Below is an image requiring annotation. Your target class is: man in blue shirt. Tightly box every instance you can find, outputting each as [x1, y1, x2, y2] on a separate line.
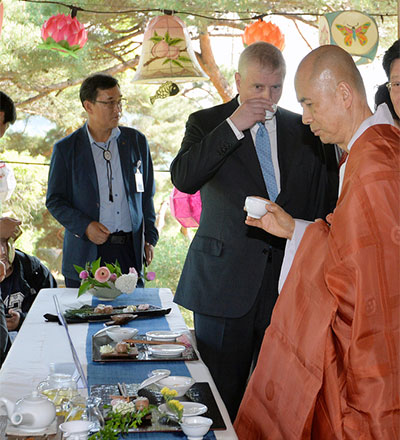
[46, 74, 158, 287]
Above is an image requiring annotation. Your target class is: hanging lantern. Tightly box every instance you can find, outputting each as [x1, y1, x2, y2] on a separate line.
[133, 13, 208, 84]
[319, 11, 379, 65]
[39, 9, 88, 58]
[170, 188, 202, 228]
[242, 19, 285, 51]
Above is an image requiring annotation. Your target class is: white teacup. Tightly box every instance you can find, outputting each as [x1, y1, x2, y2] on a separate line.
[59, 420, 94, 440]
[245, 196, 269, 219]
[265, 103, 277, 120]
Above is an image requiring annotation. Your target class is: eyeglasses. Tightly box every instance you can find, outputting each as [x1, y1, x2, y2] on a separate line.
[386, 81, 400, 92]
[93, 98, 126, 108]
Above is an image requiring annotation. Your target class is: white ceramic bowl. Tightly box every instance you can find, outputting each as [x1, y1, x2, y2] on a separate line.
[245, 196, 269, 219]
[180, 416, 213, 438]
[155, 375, 195, 397]
[106, 327, 138, 342]
[59, 420, 94, 439]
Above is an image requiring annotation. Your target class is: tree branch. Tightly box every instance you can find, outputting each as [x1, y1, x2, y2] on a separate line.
[16, 57, 139, 107]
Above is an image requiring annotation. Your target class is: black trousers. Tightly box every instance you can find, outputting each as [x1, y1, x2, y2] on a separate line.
[194, 248, 283, 423]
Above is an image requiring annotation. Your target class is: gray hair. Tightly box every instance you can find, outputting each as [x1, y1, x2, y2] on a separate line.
[238, 41, 286, 78]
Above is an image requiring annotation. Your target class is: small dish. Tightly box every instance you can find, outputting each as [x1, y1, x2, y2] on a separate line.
[155, 376, 195, 397]
[158, 402, 207, 417]
[180, 416, 213, 439]
[148, 344, 185, 358]
[145, 330, 182, 342]
[106, 327, 138, 343]
[59, 420, 95, 439]
[148, 369, 171, 378]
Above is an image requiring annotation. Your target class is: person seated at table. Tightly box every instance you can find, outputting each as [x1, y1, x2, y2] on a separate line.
[375, 39, 400, 126]
[0, 235, 57, 335]
[234, 45, 399, 439]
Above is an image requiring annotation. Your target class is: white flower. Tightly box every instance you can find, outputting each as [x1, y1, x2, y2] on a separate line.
[122, 305, 137, 313]
[111, 400, 136, 415]
[100, 344, 114, 354]
[115, 273, 138, 294]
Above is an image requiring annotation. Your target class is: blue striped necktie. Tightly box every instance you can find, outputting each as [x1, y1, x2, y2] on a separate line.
[255, 122, 279, 202]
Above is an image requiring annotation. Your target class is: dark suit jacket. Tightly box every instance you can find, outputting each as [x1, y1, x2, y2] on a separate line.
[170, 97, 338, 318]
[46, 125, 158, 281]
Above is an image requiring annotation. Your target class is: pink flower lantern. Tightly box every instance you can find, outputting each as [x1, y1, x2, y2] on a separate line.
[170, 187, 202, 228]
[39, 11, 87, 58]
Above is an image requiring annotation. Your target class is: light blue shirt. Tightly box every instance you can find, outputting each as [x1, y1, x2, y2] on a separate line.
[86, 124, 132, 233]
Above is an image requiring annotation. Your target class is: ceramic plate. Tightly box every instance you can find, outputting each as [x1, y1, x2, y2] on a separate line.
[145, 330, 182, 342]
[158, 402, 208, 417]
[148, 344, 185, 358]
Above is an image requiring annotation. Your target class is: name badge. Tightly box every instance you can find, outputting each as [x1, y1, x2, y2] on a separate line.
[135, 160, 144, 192]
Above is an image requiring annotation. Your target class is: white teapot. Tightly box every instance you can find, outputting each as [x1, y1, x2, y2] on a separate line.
[0, 391, 56, 432]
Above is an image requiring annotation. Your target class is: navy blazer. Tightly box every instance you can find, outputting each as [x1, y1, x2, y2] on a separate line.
[46, 125, 158, 280]
[170, 97, 338, 318]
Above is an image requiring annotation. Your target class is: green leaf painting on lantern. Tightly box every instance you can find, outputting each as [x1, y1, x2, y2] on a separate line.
[146, 30, 190, 67]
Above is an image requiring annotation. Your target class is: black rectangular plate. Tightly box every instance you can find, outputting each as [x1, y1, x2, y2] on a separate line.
[92, 333, 198, 362]
[90, 382, 226, 432]
[64, 304, 171, 322]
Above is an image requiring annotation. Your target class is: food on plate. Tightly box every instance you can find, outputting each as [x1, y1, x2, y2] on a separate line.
[109, 314, 136, 325]
[94, 304, 114, 314]
[100, 344, 114, 355]
[122, 305, 137, 313]
[137, 304, 149, 311]
[134, 397, 149, 411]
[94, 304, 106, 314]
[103, 305, 113, 314]
[99, 342, 138, 358]
[115, 342, 129, 353]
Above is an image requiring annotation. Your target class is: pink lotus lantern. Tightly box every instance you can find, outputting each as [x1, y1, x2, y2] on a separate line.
[39, 11, 87, 58]
[170, 187, 202, 228]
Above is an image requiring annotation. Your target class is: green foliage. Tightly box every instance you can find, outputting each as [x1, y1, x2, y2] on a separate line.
[144, 233, 190, 294]
[89, 405, 153, 440]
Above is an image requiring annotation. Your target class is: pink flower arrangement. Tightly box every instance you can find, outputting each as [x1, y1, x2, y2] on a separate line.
[94, 267, 111, 283]
[39, 13, 88, 58]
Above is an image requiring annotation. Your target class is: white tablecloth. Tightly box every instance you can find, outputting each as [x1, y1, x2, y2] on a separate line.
[0, 288, 237, 439]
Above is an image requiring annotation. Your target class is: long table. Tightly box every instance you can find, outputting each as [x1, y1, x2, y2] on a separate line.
[0, 287, 237, 439]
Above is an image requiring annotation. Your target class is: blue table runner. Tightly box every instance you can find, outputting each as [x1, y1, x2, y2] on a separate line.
[85, 288, 216, 439]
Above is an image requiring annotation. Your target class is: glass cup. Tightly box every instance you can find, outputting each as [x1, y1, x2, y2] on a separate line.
[65, 396, 104, 430]
[37, 373, 78, 416]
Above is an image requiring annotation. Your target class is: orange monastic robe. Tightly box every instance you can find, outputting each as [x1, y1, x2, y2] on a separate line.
[234, 122, 400, 439]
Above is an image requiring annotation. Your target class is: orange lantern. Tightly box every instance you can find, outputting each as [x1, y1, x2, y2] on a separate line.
[242, 19, 285, 51]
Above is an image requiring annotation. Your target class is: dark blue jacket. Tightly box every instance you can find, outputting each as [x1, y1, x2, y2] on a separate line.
[46, 125, 158, 281]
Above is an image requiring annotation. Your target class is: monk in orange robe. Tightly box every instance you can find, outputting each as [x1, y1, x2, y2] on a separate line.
[234, 45, 400, 439]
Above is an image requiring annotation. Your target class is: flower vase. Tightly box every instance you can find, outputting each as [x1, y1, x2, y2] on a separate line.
[88, 282, 122, 301]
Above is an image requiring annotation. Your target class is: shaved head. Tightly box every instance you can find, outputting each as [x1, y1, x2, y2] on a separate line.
[296, 45, 366, 99]
[294, 45, 371, 150]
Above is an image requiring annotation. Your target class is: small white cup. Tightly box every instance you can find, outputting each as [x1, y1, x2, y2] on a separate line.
[59, 420, 94, 440]
[245, 196, 269, 219]
[265, 103, 277, 120]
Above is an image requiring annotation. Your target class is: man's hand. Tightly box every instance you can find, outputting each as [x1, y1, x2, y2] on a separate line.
[6, 309, 20, 331]
[144, 242, 154, 266]
[0, 217, 21, 240]
[85, 221, 110, 245]
[245, 200, 295, 240]
[230, 98, 276, 131]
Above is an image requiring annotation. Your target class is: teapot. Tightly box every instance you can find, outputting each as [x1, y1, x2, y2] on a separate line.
[0, 391, 56, 432]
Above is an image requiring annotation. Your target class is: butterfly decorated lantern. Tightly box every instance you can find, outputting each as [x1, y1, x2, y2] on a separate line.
[319, 10, 379, 65]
